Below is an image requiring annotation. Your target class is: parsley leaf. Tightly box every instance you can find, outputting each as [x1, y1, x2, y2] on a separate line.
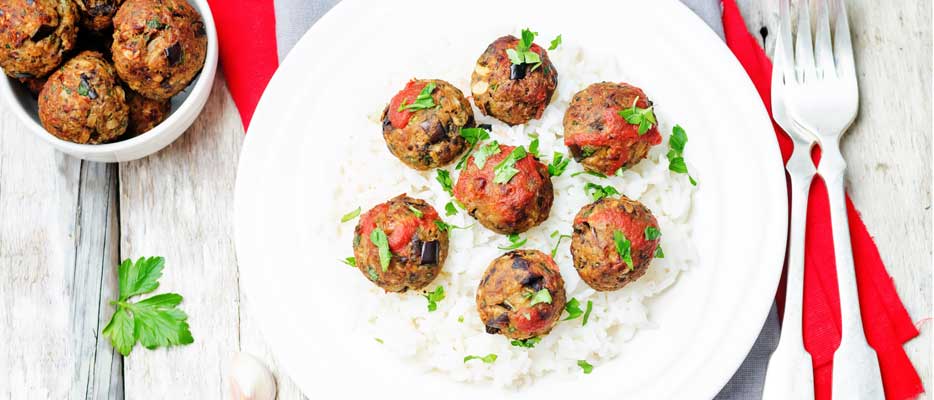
[667, 125, 696, 185]
[529, 289, 553, 306]
[549, 34, 562, 50]
[618, 97, 657, 135]
[582, 300, 593, 325]
[497, 233, 527, 250]
[341, 207, 361, 222]
[563, 297, 583, 320]
[102, 257, 193, 356]
[370, 228, 392, 271]
[435, 170, 454, 195]
[493, 146, 528, 184]
[578, 360, 594, 374]
[528, 138, 540, 157]
[550, 230, 571, 257]
[584, 183, 620, 201]
[424, 286, 445, 312]
[435, 220, 471, 232]
[613, 230, 634, 271]
[407, 205, 423, 218]
[341, 257, 356, 267]
[570, 170, 607, 178]
[654, 245, 665, 259]
[464, 354, 498, 364]
[444, 201, 458, 216]
[548, 152, 570, 177]
[644, 226, 661, 240]
[77, 78, 91, 97]
[474, 141, 501, 169]
[506, 28, 543, 71]
[398, 82, 436, 111]
[146, 18, 166, 30]
[375, 338, 384, 344]
[510, 337, 541, 348]
[456, 127, 491, 170]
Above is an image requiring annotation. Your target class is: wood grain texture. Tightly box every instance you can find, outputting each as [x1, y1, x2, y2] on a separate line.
[118, 74, 243, 400]
[736, 0, 933, 395]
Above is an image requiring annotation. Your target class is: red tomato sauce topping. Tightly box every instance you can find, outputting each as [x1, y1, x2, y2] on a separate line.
[515, 306, 551, 333]
[564, 106, 662, 173]
[576, 206, 653, 251]
[453, 145, 543, 224]
[359, 200, 440, 254]
[387, 80, 428, 129]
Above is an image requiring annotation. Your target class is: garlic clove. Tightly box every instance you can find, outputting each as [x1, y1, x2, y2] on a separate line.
[229, 352, 277, 400]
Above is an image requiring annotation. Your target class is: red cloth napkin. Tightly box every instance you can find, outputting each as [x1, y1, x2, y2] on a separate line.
[722, 1, 923, 399]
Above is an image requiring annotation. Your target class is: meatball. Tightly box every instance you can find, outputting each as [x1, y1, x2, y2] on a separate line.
[453, 143, 553, 234]
[381, 79, 473, 170]
[476, 250, 566, 340]
[353, 194, 448, 293]
[570, 196, 661, 291]
[38, 51, 128, 144]
[112, 0, 207, 100]
[563, 82, 662, 175]
[75, 0, 121, 30]
[0, 0, 78, 79]
[470, 35, 557, 126]
[126, 88, 170, 134]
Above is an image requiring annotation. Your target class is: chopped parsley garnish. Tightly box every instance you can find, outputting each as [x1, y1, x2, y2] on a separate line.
[444, 201, 458, 216]
[77, 78, 91, 97]
[584, 183, 620, 201]
[146, 18, 166, 30]
[341, 257, 356, 267]
[370, 228, 392, 272]
[424, 286, 445, 312]
[374, 338, 384, 344]
[667, 125, 696, 185]
[550, 230, 571, 257]
[458, 315, 464, 323]
[618, 97, 657, 135]
[582, 300, 593, 325]
[456, 127, 491, 170]
[549, 34, 562, 50]
[528, 138, 540, 157]
[434, 220, 471, 232]
[367, 268, 379, 281]
[615, 167, 627, 177]
[654, 246, 665, 259]
[510, 337, 542, 348]
[578, 360, 594, 374]
[435, 170, 454, 195]
[548, 152, 570, 177]
[398, 82, 436, 111]
[464, 354, 498, 364]
[570, 170, 607, 178]
[529, 289, 553, 306]
[563, 298, 583, 320]
[644, 226, 660, 240]
[506, 28, 542, 71]
[613, 230, 634, 270]
[497, 233, 527, 250]
[407, 205, 423, 218]
[101, 257, 193, 356]
[493, 146, 528, 184]
[340, 207, 361, 222]
[474, 140, 501, 169]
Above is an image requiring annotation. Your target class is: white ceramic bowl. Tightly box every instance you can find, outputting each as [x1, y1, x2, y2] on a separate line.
[0, 0, 218, 162]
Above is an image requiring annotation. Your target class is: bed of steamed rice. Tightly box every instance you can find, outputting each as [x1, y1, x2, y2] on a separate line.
[331, 41, 698, 388]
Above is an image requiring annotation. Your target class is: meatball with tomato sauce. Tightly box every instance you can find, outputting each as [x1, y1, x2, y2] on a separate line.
[470, 34, 557, 126]
[476, 250, 566, 340]
[381, 79, 474, 170]
[563, 82, 662, 175]
[453, 143, 553, 234]
[353, 195, 448, 293]
[570, 196, 661, 291]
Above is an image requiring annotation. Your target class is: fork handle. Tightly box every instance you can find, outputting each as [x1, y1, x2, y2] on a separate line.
[818, 145, 885, 399]
[762, 143, 815, 400]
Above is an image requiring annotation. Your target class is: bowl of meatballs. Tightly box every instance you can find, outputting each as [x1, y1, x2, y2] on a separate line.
[0, 0, 217, 162]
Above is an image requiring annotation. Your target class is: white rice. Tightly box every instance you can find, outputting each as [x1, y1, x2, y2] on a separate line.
[332, 41, 698, 388]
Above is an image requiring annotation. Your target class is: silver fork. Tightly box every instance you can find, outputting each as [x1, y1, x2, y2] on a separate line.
[778, 0, 885, 398]
[761, 1, 817, 398]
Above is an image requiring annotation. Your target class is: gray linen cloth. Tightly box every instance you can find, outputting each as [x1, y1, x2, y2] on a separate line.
[270, 1, 779, 398]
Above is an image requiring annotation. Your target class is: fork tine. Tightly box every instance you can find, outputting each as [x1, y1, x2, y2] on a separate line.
[794, 0, 817, 82]
[777, 0, 796, 83]
[832, 0, 856, 80]
[814, 0, 835, 78]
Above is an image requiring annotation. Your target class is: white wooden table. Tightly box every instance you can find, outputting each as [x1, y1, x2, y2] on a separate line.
[0, 2, 929, 399]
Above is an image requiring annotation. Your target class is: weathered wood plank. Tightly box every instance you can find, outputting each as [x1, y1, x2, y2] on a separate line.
[737, 0, 933, 394]
[118, 73, 243, 399]
[0, 105, 82, 398]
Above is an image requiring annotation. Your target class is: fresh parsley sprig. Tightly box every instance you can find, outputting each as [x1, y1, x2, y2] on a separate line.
[528, 289, 553, 306]
[444, 201, 458, 216]
[563, 298, 594, 326]
[570, 170, 607, 178]
[511, 337, 542, 348]
[578, 360, 594, 374]
[370, 228, 392, 271]
[436, 170, 454, 195]
[548, 34, 562, 50]
[407, 205, 423, 218]
[548, 152, 570, 177]
[435, 220, 472, 232]
[424, 286, 445, 312]
[474, 141, 501, 169]
[667, 125, 696, 185]
[101, 257, 194, 356]
[340, 207, 361, 222]
[493, 146, 528, 184]
[528, 138, 540, 157]
[497, 233, 527, 250]
[644, 226, 661, 240]
[584, 183, 620, 201]
[550, 230, 571, 257]
[341, 257, 356, 267]
[398, 82, 436, 111]
[613, 230, 634, 271]
[506, 28, 542, 71]
[618, 96, 657, 135]
[456, 127, 491, 170]
[464, 354, 498, 364]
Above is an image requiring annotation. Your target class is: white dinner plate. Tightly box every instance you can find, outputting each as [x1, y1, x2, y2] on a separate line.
[234, 0, 787, 398]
